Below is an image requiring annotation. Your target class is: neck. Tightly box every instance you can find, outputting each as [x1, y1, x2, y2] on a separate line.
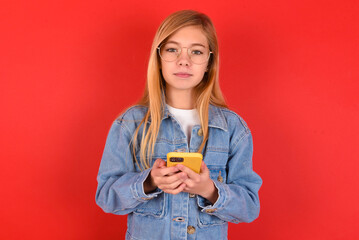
[166, 89, 195, 109]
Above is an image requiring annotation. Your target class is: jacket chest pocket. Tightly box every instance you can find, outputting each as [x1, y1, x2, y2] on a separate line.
[203, 150, 228, 183]
[207, 166, 227, 183]
[133, 192, 167, 218]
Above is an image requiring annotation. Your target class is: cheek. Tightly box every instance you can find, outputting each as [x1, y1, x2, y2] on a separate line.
[160, 61, 172, 81]
[194, 65, 207, 79]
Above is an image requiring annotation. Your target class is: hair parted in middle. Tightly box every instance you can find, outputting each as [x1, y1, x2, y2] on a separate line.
[132, 10, 228, 170]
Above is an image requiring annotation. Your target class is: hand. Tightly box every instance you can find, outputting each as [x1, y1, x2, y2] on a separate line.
[144, 158, 188, 195]
[176, 161, 219, 204]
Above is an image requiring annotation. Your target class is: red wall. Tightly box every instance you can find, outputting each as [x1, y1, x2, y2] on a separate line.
[1, 0, 358, 239]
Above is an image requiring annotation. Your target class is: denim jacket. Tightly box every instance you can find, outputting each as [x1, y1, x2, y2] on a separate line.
[96, 104, 262, 240]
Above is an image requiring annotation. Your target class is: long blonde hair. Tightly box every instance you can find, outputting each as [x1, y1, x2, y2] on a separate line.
[133, 10, 227, 170]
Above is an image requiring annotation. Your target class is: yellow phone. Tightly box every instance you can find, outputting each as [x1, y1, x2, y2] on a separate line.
[166, 152, 203, 173]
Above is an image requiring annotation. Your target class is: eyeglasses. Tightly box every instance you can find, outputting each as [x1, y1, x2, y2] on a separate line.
[157, 42, 212, 65]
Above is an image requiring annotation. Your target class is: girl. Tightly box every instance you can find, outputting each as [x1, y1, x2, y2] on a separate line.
[96, 10, 262, 240]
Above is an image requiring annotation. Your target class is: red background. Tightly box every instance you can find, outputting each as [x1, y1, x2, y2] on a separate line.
[1, 0, 358, 239]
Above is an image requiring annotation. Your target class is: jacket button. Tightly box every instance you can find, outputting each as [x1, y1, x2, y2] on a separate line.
[189, 193, 196, 198]
[205, 208, 217, 213]
[197, 128, 203, 136]
[217, 171, 223, 182]
[141, 197, 153, 201]
[187, 225, 196, 234]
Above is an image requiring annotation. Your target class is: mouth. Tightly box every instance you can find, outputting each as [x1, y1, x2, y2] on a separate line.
[174, 72, 193, 78]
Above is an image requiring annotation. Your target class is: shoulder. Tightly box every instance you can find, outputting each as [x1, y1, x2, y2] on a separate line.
[222, 108, 250, 133]
[210, 105, 251, 139]
[114, 105, 148, 123]
[212, 106, 253, 154]
[111, 105, 148, 134]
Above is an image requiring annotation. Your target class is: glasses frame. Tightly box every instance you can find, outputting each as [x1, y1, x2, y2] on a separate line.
[157, 43, 213, 65]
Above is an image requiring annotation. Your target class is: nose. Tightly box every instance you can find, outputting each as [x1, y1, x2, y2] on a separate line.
[177, 47, 191, 66]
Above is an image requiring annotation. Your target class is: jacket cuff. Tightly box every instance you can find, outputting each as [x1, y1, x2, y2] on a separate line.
[131, 168, 162, 202]
[197, 180, 227, 212]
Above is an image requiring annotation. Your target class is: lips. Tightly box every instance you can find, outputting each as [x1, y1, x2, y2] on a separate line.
[174, 72, 193, 78]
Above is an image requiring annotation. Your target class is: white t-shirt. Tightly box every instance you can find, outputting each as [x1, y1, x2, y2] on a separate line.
[166, 104, 200, 144]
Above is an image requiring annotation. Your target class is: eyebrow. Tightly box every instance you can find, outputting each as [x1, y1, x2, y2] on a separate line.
[165, 40, 207, 48]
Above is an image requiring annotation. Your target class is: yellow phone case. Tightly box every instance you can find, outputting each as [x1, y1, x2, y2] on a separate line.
[166, 152, 203, 173]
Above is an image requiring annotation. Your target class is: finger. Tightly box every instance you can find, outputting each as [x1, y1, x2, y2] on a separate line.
[153, 162, 179, 176]
[152, 158, 163, 169]
[164, 183, 186, 195]
[152, 167, 178, 179]
[160, 178, 185, 191]
[183, 178, 195, 188]
[183, 186, 191, 192]
[200, 161, 209, 174]
[156, 171, 187, 187]
[164, 171, 188, 184]
[176, 164, 199, 180]
[161, 166, 181, 176]
[158, 159, 166, 168]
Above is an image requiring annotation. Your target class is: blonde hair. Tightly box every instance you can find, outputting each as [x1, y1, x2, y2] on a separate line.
[133, 10, 227, 170]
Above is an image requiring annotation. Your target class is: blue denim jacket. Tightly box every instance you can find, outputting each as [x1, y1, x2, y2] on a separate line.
[96, 104, 262, 240]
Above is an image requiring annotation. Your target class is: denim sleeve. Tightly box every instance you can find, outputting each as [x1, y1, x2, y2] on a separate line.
[95, 120, 162, 215]
[197, 131, 262, 223]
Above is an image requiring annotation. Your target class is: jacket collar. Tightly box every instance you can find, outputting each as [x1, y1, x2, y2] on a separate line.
[161, 102, 228, 132]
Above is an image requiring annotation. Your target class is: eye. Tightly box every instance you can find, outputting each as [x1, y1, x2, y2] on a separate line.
[191, 50, 203, 55]
[166, 47, 179, 53]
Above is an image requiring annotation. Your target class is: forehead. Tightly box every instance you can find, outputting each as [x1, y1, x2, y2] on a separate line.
[167, 25, 208, 47]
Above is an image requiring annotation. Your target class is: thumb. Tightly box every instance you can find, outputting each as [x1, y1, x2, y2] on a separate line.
[158, 159, 166, 168]
[200, 161, 209, 174]
[153, 158, 166, 168]
[152, 158, 161, 168]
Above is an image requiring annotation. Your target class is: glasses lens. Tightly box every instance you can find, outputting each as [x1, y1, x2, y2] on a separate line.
[188, 46, 210, 64]
[159, 43, 211, 64]
[159, 43, 180, 62]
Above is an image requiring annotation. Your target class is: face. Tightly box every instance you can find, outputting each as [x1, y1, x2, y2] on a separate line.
[159, 25, 210, 95]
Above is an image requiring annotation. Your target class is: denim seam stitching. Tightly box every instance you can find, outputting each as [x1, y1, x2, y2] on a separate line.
[229, 131, 250, 156]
